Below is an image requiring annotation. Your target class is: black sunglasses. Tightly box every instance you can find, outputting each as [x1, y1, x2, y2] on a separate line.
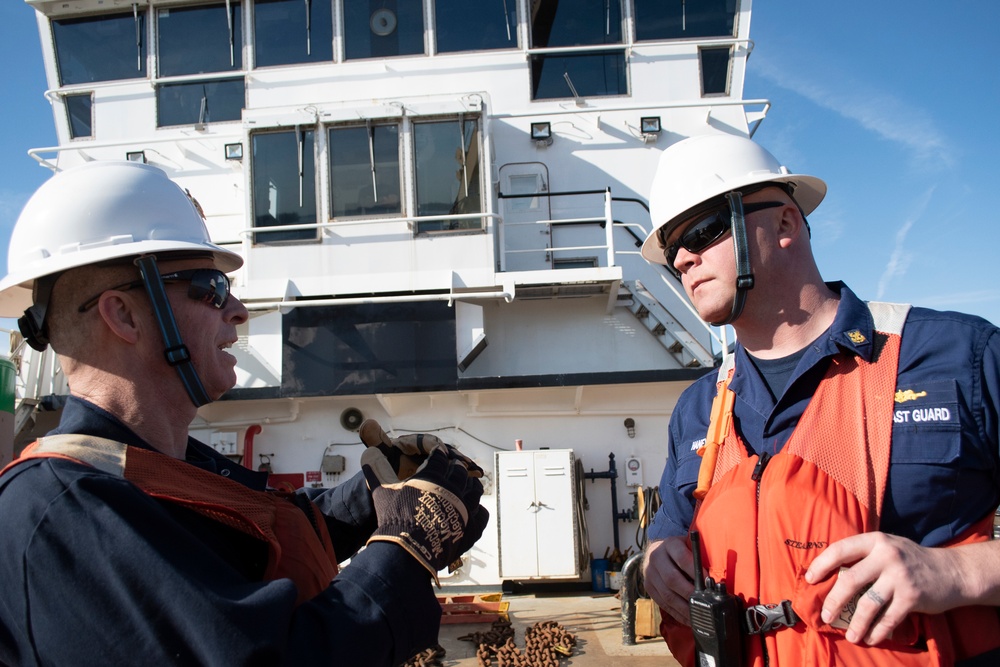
[78, 269, 231, 313]
[661, 201, 785, 277]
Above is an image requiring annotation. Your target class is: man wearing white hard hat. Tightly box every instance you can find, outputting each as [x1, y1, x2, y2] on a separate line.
[640, 134, 1000, 666]
[0, 161, 488, 666]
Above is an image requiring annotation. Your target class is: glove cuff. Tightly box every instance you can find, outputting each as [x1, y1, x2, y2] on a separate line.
[367, 534, 442, 586]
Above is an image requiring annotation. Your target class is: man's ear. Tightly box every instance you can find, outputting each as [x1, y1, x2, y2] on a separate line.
[776, 204, 807, 249]
[96, 291, 141, 344]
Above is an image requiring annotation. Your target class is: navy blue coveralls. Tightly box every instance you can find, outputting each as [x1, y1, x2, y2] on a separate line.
[0, 397, 440, 667]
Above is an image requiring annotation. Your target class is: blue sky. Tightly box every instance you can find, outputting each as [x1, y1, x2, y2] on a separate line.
[1, 1, 998, 328]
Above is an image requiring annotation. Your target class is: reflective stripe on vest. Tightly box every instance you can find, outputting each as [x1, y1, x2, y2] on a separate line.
[6, 434, 339, 606]
[661, 302, 1000, 666]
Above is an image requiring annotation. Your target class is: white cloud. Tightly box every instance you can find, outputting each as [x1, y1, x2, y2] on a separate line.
[754, 55, 954, 170]
[875, 188, 934, 300]
[919, 289, 1000, 309]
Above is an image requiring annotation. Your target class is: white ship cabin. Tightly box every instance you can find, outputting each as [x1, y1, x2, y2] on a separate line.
[14, 0, 765, 587]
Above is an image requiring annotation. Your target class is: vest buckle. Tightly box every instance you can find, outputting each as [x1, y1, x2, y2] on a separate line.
[744, 600, 800, 635]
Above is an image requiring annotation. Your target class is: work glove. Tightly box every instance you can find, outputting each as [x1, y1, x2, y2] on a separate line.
[361, 446, 490, 585]
[359, 418, 484, 481]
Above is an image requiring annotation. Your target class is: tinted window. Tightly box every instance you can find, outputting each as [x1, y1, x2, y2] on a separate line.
[282, 302, 458, 396]
[156, 78, 244, 126]
[700, 46, 731, 95]
[329, 124, 402, 218]
[436, 0, 517, 53]
[251, 130, 318, 243]
[53, 12, 146, 84]
[344, 0, 424, 60]
[66, 93, 93, 139]
[254, 0, 333, 67]
[531, 0, 621, 47]
[531, 52, 627, 100]
[157, 3, 242, 76]
[414, 118, 483, 233]
[634, 0, 737, 41]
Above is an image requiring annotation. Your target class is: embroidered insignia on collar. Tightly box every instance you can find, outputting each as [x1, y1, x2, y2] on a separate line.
[895, 389, 927, 404]
[846, 330, 866, 344]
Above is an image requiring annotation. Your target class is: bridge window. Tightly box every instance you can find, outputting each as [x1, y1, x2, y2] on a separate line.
[435, 0, 517, 53]
[65, 93, 93, 139]
[254, 0, 333, 67]
[531, 0, 622, 47]
[156, 79, 245, 126]
[530, 52, 627, 100]
[413, 117, 483, 233]
[157, 3, 242, 76]
[634, 0, 738, 41]
[700, 46, 731, 95]
[329, 124, 403, 219]
[251, 129, 318, 243]
[52, 11, 146, 85]
[344, 0, 424, 60]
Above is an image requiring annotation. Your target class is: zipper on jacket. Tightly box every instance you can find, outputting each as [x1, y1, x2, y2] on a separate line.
[752, 451, 772, 666]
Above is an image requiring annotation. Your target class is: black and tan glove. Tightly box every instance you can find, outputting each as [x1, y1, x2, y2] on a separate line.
[359, 418, 484, 480]
[361, 446, 489, 584]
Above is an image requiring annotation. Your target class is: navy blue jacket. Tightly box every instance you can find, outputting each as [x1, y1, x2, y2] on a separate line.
[649, 283, 1000, 546]
[0, 397, 440, 666]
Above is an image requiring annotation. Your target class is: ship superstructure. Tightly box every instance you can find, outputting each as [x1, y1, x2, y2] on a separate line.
[15, 0, 764, 587]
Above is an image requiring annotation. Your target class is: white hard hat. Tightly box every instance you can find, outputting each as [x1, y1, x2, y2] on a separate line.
[0, 161, 243, 317]
[640, 134, 827, 265]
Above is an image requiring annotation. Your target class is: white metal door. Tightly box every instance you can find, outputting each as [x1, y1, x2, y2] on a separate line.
[498, 163, 552, 272]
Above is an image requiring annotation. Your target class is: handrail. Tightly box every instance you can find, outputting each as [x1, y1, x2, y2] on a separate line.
[27, 131, 242, 171]
[242, 290, 513, 312]
[497, 188, 724, 357]
[238, 211, 500, 236]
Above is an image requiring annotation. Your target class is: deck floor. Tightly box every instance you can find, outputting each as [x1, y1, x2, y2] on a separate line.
[432, 591, 681, 667]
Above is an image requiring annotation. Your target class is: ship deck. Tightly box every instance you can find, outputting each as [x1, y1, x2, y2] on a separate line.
[432, 590, 681, 667]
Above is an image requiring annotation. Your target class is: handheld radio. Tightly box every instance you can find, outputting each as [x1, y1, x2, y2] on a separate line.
[688, 530, 743, 667]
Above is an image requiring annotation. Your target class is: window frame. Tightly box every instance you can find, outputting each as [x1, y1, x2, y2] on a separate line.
[327, 121, 405, 221]
[249, 126, 322, 245]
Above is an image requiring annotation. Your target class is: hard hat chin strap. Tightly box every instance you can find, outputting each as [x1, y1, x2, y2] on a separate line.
[134, 255, 212, 407]
[709, 192, 754, 327]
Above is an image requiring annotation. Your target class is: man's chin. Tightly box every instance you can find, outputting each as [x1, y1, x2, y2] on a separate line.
[695, 301, 732, 325]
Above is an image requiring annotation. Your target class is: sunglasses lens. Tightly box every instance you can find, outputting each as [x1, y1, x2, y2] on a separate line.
[663, 210, 729, 273]
[188, 270, 229, 309]
[681, 213, 728, 253]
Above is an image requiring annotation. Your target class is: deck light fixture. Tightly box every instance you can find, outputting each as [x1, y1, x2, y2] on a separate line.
[224, 142, 244, 160]
[125, 150, 147, 163]
[640, 116, 661, 143]
[530, 122, 553, 147]
[624, 417, 636, 438]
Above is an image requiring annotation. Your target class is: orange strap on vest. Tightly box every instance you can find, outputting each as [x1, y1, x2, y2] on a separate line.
[7, 435, 339, 606]
[693, 368, 735, 500]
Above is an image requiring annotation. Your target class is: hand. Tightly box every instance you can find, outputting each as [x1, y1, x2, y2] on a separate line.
[805, 531, 965, 645]
[642, 536, 697, 626]
[359, 418, 484, 480]
[361, 446, 489, 584]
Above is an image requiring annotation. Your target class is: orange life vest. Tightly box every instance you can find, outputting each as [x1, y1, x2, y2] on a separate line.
[4, 434, 339, 606]
[661, 303, 1000, 666]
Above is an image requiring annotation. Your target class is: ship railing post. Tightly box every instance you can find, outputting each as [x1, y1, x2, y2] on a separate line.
[605, 188, 615, 267]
